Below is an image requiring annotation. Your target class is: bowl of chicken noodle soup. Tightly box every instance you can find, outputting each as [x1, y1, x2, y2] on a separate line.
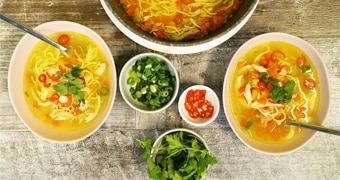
[223, 32, 330, 154]
[8, 21, 117, 143]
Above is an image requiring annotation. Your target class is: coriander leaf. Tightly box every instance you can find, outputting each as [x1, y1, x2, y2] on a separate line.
[68, 85, 79, 95]
[270, 86, 285, 102]
[270, 79, 296, 103]
[137, 132, 217, 180]
[136, 138, 153, 159]
[147, 158, 162, 180]
[70, 78, 85, 89]
[284, 80, 295, 93]
[173, 173, 182, 180]
[54, 82, 68, 95]
[167, 158, 174, 178]
[166, 133, 184, 151]
[74, 91, 85, 104]
[260, 72, 272, 83]
[71, 66, 83, 77]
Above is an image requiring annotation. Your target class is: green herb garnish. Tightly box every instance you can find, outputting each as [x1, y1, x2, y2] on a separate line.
[127, 56, 176, 109]
[245, 121, 253, 129]
[269, 79, 295, 103]
[301, 65, 311, 73]
[260, 72, 272, 83]
[137, 131, 217, 180]
[54, 66, 85, 104]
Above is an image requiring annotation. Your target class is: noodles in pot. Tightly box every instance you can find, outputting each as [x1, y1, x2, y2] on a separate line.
[119, 0, 241, 41]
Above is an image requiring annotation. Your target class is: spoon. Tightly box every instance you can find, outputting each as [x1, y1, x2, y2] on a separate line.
[284, 120, 340, 136]
[0, 13, 68, 52]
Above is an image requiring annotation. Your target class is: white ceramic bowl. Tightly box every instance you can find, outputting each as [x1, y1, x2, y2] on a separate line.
[222, 32, 330, 154]
[100, 0, 259, 54]
[119, 53, 179, 113]
[151, 128, 208, 155]
[178, 85, 220, 126]
[8, 21, 117, 143]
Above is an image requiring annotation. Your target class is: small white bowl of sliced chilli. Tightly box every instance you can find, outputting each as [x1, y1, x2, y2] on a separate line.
[222, 32, 330, 155]
[8, 21, 117, 143]
[178, 85, 220, 127]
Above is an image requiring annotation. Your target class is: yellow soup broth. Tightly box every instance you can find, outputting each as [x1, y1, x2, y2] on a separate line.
[23, 31, 111, 132]
[229, 41, 320, 143]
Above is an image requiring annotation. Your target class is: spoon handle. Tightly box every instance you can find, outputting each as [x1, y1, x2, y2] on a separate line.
[0, 13, 67, 52]
[285, 120, 340, 136]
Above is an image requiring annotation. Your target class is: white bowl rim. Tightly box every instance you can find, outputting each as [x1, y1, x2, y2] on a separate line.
[119, 52, 179, 113]
[151, 128, 209, 157]
[222, 32, 331, 155]
[99, 0, 259, 54]
[178, 85, 220, 127]
[8, 21, 117, 143]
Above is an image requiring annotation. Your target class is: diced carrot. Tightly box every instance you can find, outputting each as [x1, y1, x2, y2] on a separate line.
[293, 94, 301, 101]
[120, 0, 128, 5]
[272, 133, 280, 141]
[127, 3, 138, 16]
[267, 67, 278, 76]
[75, 47, 83, 55]
[59, 66, 66, 74]
[244, 109, 257, 116]
[267, 83, 274, 91]
[259, 57, 268, 67]
[258, 97, 267, 104]
[74, 107, 82, 115]
[299, 106, 307, 111]
[52, 120, 60, 127]
[33, 102, 39, 108]
[241, 119, 248, 127]
[280, 64, 290, 72]
[243, 71, 249, 77]
[231, 0, 241, 11]
[69, 54, 77, 65]
[267, 59, 279, 69]
[264, 52, 272, 62]
[251, 70, 260, 79]
[267, 120, 276, 133]
[59, 59, 72, 68]
[238, 86, 245, 94]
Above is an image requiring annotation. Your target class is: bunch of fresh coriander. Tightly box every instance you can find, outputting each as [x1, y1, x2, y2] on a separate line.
[137, 131, 217, 180]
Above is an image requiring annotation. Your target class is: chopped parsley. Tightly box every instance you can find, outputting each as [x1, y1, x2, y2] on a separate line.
[54, 66, 85, 104]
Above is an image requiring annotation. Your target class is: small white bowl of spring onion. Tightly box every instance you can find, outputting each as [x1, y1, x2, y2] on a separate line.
[119, 53, 179, 113]
[178, 85, 220, 126]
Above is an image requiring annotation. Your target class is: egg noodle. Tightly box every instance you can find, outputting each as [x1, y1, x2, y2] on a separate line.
[119, 0, 240, 41]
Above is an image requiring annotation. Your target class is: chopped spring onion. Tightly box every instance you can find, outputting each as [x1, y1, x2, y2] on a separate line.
[127, 56, 176, 109]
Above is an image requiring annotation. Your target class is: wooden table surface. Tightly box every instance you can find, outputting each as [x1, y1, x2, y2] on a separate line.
[0, 0, 339, 179]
